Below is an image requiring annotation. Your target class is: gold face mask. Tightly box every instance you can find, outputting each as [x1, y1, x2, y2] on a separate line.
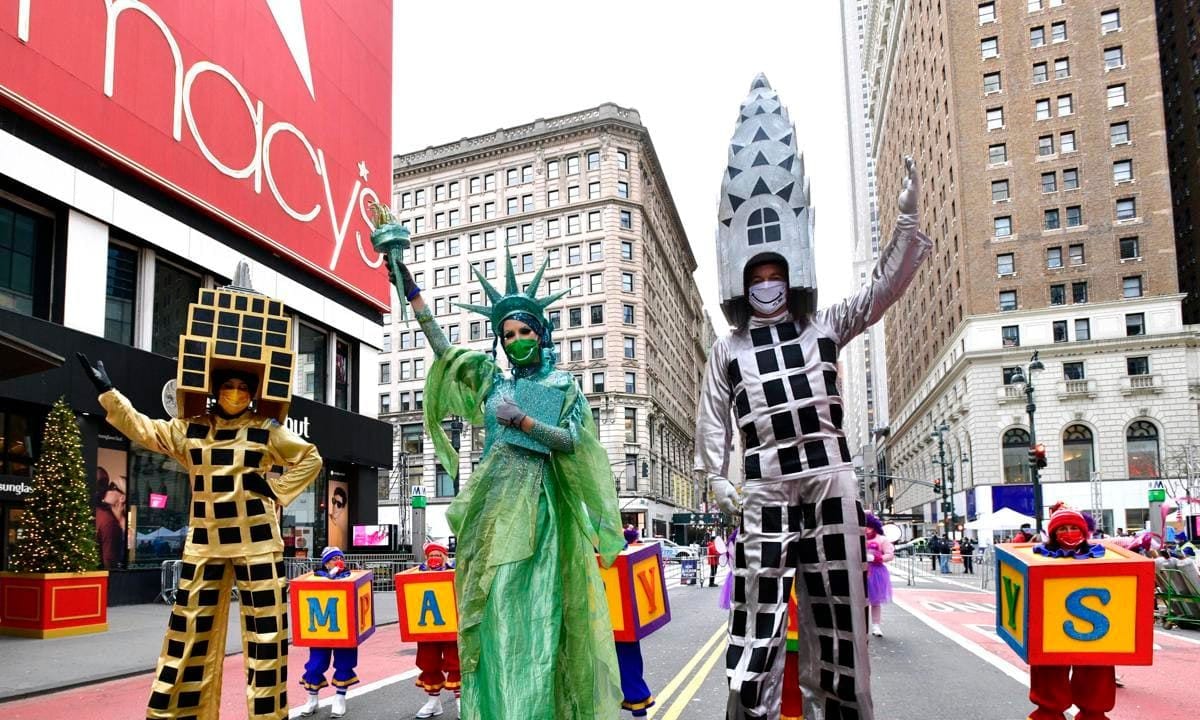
[217, 385, 251, 416]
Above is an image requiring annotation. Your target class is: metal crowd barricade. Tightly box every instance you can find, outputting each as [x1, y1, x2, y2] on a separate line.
[288, 553, 418, 592]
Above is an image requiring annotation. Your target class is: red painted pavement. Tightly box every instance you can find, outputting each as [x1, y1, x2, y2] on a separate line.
[0, 631, 418, 719]
[895, 585, 1200, 719]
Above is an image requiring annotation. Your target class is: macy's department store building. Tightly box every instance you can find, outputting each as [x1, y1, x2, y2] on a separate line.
[0, 1, 394, 603]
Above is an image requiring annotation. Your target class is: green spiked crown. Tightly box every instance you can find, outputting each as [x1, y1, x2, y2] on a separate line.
[458, 251, 568, 333]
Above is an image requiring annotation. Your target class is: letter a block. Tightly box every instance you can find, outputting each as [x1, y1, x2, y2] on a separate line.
[394, 568, 458, 643]
[994, 542, 1154, 666]
[596, 542, 671, 642]
[288, 570, 375, 648]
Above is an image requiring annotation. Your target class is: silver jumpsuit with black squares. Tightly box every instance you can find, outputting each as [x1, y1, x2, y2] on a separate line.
[695, 213, 929, 720]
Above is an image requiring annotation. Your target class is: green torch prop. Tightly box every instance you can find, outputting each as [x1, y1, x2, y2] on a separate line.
[368, 201, 413, 321]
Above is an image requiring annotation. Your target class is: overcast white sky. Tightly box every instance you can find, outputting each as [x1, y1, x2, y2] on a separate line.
[391, 0, 857, 332]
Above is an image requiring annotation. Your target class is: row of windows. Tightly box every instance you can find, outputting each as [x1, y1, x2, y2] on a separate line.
[1000, 311, 1147, 347]
[985, 120, 1128, 166]
[999, 419, 1157, 489]
[996, 236, 1142, 275]
[401, 208, 635, 249]
[991, 197, 1138, 238]
[395, 150, 632, 210]
[979, 7, 1121, 55]
[414, 239, 636, 288]
[984, 85, 1126, 133]
[998, 274, 1143, 312]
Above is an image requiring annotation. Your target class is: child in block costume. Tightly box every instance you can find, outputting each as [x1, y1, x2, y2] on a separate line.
[77, 267, 322, 720]
[1027, 504, 1115, 720]
[864, 513, 894, 637]
[616, 526, 655, 717]
[695, 74, 929, 720]
[415, 541, 461, 719]
[299, 547, 359, 718]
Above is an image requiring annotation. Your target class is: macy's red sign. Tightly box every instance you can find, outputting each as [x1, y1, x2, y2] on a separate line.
[0, 0, 392, 308]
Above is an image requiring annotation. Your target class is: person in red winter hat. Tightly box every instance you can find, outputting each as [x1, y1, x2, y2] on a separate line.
[414, 542, 460, 718]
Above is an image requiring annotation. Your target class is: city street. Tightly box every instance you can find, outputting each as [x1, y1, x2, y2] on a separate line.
[3, 562, 1197, 719]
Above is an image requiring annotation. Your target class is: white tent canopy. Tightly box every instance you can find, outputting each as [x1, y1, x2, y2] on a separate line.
[964, 507, 1036, 531]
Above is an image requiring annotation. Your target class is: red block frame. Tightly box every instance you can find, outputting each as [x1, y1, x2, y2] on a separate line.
[288, 570, 375, 649]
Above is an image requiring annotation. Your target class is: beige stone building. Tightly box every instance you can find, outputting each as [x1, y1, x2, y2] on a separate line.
[865, 0, 1197, 535]
[378, 104, 713, 543]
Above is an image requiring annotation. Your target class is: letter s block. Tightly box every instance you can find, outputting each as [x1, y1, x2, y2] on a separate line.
[395, 567, 458, 643]
[289, 570, 375, 648]
[994, 543, 1154, 666]
[596, 542, 671, 642]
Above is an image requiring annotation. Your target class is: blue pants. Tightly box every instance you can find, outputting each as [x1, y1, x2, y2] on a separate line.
[939, 554, 950, 574]
[301, 647, 359, 692]
[616, 641, 654, 717]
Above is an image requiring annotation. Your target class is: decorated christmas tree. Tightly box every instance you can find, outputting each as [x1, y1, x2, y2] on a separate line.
[11, 397, 99, 573]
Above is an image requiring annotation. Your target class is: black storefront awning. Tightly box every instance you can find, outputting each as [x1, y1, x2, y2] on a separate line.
[0, 329, 63, 381]
[0, 309, 391, 469]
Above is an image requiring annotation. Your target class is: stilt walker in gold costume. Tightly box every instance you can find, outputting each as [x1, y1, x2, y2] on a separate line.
[77, 265, 322, 720]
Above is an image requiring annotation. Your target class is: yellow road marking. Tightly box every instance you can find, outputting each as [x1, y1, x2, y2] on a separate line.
[658, 639, 726, 720]
[646, 624, 726, 718]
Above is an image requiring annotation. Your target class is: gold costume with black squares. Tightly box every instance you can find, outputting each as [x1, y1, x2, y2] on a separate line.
[98, 284, 321, 720]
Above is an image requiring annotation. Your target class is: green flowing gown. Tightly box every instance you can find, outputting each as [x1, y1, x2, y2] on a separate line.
[423, 344, 625, 720]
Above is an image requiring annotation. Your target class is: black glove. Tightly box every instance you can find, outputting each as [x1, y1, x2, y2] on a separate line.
[76, 352, 113, 393]
[388, 260, 420, 301]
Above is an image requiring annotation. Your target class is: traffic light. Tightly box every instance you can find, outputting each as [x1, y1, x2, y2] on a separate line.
[1028, 443, 1048, 469]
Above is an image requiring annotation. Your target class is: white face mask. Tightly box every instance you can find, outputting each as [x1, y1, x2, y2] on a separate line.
[748, 280, 788, 316]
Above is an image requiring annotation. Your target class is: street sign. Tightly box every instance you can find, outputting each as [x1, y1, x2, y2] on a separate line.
[410, 485, 427, 497]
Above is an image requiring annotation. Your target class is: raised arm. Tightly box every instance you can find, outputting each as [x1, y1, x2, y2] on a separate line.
[820, 156, 932, 346]
[99, 389, 189, 467]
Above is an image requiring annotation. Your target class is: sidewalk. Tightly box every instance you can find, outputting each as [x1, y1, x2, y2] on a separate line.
[0, 592, 398, 702]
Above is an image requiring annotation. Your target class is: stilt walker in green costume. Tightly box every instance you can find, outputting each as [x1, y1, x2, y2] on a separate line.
[375, 210, 624, 720]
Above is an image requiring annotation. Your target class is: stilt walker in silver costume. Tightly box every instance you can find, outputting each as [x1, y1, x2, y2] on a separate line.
[693, 74, 931, 720]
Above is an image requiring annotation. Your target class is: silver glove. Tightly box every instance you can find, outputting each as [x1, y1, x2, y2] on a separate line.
[495, 398, 526, 428]
[897, 155, 921, 215]
[710, 476, 743, 515]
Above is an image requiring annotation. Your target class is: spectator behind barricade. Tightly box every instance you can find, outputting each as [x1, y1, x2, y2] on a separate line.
[960, 537, 976, 575]
[706, 535, 720, 587]
[1013, 524, 1034, 543]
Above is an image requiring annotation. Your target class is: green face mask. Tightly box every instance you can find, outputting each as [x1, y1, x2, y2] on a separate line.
[504, 338, 541, 367]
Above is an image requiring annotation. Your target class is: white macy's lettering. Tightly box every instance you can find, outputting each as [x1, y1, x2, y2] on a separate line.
[15, 0, 384, 272]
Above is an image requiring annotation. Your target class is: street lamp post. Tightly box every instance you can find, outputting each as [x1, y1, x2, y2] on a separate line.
[1011, 351, 1046, 534]
[932, 423, 953, 539]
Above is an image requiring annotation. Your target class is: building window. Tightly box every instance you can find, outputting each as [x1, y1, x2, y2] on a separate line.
[989, 143, 1008, 164]
[622, 272, 634, 293]
[1031, 26, 1046, 47]
[414, 189, 426, 205]
[592, 372, 606, 393]
[1107, 84, 1126, 108]
[1053, 320, 1068, 343]
[1127, 356, 1149, 376]
[625, 372, 637, 394]
[567, 245, 582, 265]
[297, 323, 328, 403]
[506, 197, 519, 215]
[984, 71, 1002, 92]
[1101, 9, 1121, 33]
[1057, 94, 1073, 116]
[1064, 361, 1085, 380]
[620, 210, 633, 229]
[590, 304, 604, 324]
[398, 360, 411, 381]
[380, 394, 391, 413]
[1068, 243, 1084, 265]
[1062, 168, 1079, 190]
[435, 464, 455, 498]
[588, 181, 601, 199]
[1036, 98, 1051, 121]
[624, 336, 636, 359]
[547, 189, 560, 207]
[1063, 424, 1094, 482]
[1072, 281, 1088, 303]
[1104, 46, 1124, 69]
[979, 2, 996, 23]
[546, 218, 560, 238]
[1003, 366, 1023, 385]
[483, 174, 496, 191]
[522, 165, 533, 184]
[546, 248, 560, 267]
[986, 107, 1004, 130]
[1028, 0, 1042, 10]
[1041, 172, 1057, 193]
[151, 261, 202, 356]
[1125, 312, 1145, 336]
[484, 202, 496, 219]
[1051, 20, 1067, 42]
[566, 156, 580, 175]
[1122, 276, 1143, 298]
[1116, 197, 1136, 220]
[1060, 131, 1076, 153]
[621, 241, 634, 260]
[1002, 325, 1020, 347]
[1002, 428, 1031, 484]
[623, 304, 635, 324]
[587, 150, 601, 171]
[414, 390, 424, 410]
[1038, 135, 1055, 156]
[589, 273, 603, 294]
[569, 339, 583, 362]
[546, 160, 559, 180]
[591, 336, 605, 359]
[1054, 57, 1070, 79]
[1047, 247, 1063, 268]
[1110, 121, 1130, 145]
[625, 408, 637, 443]
[1066, 206, 1082, 227]
[567, 215, 581, 234]
[1050, 284, 1065, 305]
[568, 185, 580, 203]
[1044, 209, 1060, 230]
[999, 290, 1018, 311]
[1075, 318, 1091, 341]
[994, 216, 1012, 237]
[992, 179, 1011, 201]
[1119, 236, 1140, 259]
[617, 181, 630, 199]
[1126, 421, 1160, 479]
[588, 211, 602, 232]
[1033, 62, 1049, 83]
[569, 307, 582, 327]
[617, 151, 629, 170]
[506, 168, 519, 186]
[104, 243, 138, 345]
[469, 176, 482, 194]
[982, 36, 999, 59]
[997, 253, 1015, 275]
[469, 321, 482, 340]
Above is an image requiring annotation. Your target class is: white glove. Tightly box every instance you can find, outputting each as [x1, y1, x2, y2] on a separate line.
[867, 551, 879, 563]
[710, 477, 742, 515]
[897, 155, 920, 215]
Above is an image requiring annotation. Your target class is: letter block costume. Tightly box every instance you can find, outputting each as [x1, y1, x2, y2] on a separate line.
[695, 75, 930, 720]
[99, 278, 322, 720]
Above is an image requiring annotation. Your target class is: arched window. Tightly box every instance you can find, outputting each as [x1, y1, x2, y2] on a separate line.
[1126, 420, 1160, 479]
[1002, 428, 1029, 484]
[1063, 424, 1095, 482]
[747, 208, 781, 245]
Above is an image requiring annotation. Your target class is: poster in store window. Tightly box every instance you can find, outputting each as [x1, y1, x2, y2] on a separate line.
[328, 472, 349, 550]
[95, 443, 129, 570]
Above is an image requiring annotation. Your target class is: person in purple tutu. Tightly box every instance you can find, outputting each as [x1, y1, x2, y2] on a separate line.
[864, 514, 894, 637]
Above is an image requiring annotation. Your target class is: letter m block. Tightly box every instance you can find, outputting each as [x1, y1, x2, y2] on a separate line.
[288, 570, 375, 648]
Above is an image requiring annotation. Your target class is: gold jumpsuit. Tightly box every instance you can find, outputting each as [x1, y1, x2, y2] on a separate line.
[101, 389, 322, 720]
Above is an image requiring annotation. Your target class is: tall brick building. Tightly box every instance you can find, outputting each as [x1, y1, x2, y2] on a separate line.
[864, 0, 1197, 534]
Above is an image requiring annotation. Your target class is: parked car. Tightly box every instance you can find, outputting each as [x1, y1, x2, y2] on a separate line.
[895, 536, 929, 557]
[649, 538, 694, 561]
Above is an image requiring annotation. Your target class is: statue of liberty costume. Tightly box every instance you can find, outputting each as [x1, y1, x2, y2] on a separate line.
[379, 228, 624, 719]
